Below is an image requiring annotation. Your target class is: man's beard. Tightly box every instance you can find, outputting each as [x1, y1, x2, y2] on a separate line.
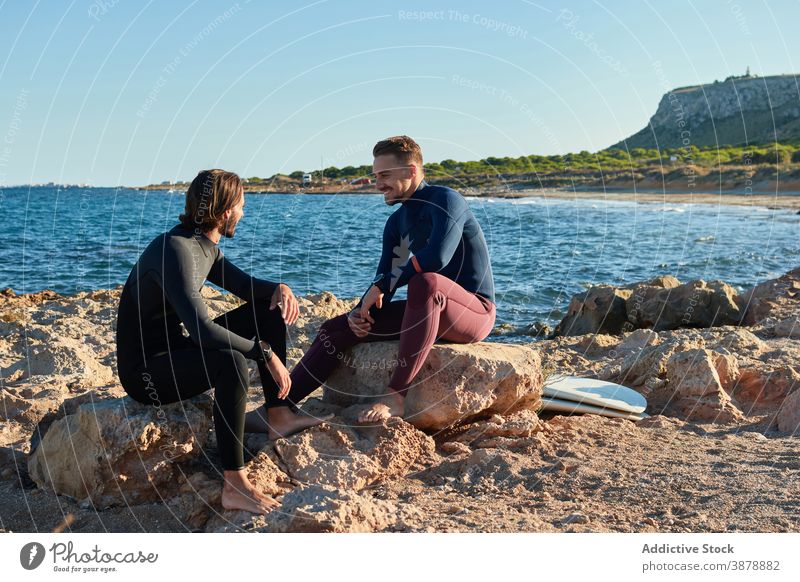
[221, 217, 238, 238]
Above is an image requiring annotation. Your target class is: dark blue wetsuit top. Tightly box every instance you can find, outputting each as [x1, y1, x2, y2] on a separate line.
[116, 224, 277, 378]
[374, 181, 495, 303]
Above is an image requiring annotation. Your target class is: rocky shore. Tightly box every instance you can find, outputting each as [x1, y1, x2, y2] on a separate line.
[1, 267, 798, 533]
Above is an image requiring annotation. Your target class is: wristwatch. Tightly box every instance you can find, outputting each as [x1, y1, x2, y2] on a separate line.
[258, 340, 273, 363]
[371, 273, 388, 294]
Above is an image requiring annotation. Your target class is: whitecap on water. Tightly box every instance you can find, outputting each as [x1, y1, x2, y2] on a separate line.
[694, 235, 716, 242]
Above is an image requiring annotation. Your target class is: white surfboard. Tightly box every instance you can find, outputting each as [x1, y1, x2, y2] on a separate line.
[543, 376, 647, 414]
[539, 396, 648, 421]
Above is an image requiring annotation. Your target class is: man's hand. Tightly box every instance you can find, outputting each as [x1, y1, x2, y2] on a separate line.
[347, 285, 384, 338]
[347, 309, 372, 338]
[266, 352, 292, 399]
[270, 283, 299, 325]
[359, 285, 384, 320]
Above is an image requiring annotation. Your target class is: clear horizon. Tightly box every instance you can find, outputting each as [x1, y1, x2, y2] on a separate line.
[1, 0, 799, 187]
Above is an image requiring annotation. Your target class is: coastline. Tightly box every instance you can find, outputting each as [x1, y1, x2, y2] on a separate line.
[482, 188, 800, 209]
[133, 184, 800, 210]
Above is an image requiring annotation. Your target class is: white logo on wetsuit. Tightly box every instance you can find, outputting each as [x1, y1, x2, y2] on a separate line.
[389, 234, 413, 291]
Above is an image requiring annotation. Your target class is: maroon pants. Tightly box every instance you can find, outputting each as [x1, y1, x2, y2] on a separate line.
[286, 273, 495, 405]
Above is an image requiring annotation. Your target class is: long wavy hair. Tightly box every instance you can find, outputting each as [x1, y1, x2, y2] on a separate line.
[179, 169, 243, 233]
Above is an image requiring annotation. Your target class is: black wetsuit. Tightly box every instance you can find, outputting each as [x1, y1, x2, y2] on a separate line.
[116, 224, 285, 470]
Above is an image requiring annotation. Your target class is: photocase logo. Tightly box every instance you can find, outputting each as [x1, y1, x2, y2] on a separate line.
[19, 542, 46, 570]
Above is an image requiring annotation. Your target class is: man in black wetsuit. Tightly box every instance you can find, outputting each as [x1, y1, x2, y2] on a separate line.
[116, 169, 325, 515]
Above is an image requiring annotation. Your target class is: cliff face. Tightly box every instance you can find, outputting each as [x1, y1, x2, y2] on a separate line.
[613, 74, 800, 149]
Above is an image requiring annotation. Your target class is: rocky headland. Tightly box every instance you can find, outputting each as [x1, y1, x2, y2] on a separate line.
[1, 267, 798, 533]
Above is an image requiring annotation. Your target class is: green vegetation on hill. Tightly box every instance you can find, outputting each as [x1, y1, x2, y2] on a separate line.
[147, 143, 800, 194]
[228, 142, 799, 191]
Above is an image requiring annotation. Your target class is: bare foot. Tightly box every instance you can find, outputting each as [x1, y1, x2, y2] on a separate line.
[221, 470, 280, 515]
[357, 391, 405, 423]
[245, 405, 332, 439]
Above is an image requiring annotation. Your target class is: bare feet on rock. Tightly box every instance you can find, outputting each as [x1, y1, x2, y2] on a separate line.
[357, 391, 405, 423]
[244, 405, 331, 440]
[221, 469, 280, 515]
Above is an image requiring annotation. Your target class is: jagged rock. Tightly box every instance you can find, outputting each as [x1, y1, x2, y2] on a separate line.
[555, 277, 743, 337]
[555, 286, 631, 336]
[323, 342, 543, 431]
[439, 441, 472, 455]
[666, 349, 724, 398]
[574, 333, 620, 356]
[600, 336, 705, 387]
[28, 396, 212, 508]
[246, 449, 294, 496]
[453, 410, 541, 448]
[776, 389, 800, 433]
[168, 472, 223, 531]
[773, 317, 800, 339]
[617, 329, 660, 354]
[711, 329, 767, 356]
[273, 417, 435, 490]
[627, 280, 742, 331]
[710, 351, 740, 391]
[664, 348, 743, 422]
[647, 275, 681, 289]
[491, 321, 551, 338]
[28, 389, 124, 454]
[0, 389, 34, 422]
[1, 340, 114, 388]
[734, 366, 800, 408]
[738, 267, 800, 325]
[169, 456, 293, 531]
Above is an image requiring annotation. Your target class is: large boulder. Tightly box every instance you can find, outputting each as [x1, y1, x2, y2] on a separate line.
[627, 280, 742, 331]
[322, 342, 543, 431]
[554, 286, 632, 336]
[28, 396, 212, 508]
[554, 276, 744, 337]
[273, 417, 435, 490]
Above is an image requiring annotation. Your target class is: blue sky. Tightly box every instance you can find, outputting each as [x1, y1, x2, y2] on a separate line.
[0, 0, 798, 186]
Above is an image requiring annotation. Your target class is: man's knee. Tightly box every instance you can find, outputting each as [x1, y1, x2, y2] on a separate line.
[408, 272, 445, 306]
[319, 313, 349, 336]
[217, 349, 250, 385]
[253, 299, 286, 329]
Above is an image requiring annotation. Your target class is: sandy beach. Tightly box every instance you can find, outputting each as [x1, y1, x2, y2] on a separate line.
[479, 188, 800, 210]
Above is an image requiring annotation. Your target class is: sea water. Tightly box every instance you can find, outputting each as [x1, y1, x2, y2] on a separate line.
[1, 187, 798, 336]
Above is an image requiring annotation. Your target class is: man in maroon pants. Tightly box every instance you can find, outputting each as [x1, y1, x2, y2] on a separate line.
[247, 136, 496, 430]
